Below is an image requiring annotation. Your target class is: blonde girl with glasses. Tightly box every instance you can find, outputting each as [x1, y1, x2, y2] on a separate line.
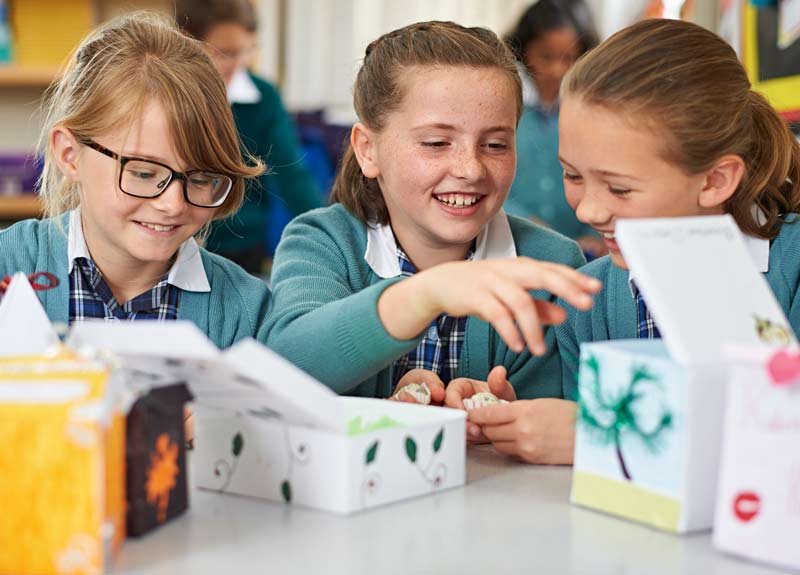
[0, 12, 269, 347]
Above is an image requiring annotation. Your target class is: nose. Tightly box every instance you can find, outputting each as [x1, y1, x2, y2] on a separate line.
[453, 145, 486, 182]
[573, 185, 612, 227]
[150, 178, 188, 215]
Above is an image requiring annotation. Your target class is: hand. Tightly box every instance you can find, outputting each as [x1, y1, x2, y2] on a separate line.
[467, 398, 577, 465]
[379, 258, 601, 355]
[445, 366, 517, 443]
[390, 369, 446, 405]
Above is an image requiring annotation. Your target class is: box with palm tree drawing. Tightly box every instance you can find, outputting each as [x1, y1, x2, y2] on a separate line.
[570, 215, 797, 533]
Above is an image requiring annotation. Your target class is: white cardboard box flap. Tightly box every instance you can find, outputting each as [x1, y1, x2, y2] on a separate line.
[222, 339, 345, 433]
[615, 215, 796, 364]
[0, 273, 59, 356]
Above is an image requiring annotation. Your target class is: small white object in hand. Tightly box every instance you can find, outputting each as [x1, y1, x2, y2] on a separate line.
[393, 382, 431, 405]
[463, 392, 507, 410]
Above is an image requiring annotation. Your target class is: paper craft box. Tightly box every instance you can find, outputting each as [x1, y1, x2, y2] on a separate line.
[0, 354, 124, 575]
[713, 347, 800, 570]
[571, 215, 797, 533]
[192, 340, 467, 514]
[67, 322, 205, 538]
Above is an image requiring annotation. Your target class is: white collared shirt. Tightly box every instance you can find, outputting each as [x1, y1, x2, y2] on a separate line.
[364, 209, 517, 278]
[67, 209, 211, 292]
[227, 68, 261, 105]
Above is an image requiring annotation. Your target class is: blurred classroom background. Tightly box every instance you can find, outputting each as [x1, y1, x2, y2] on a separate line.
[0, 0, 792, 268]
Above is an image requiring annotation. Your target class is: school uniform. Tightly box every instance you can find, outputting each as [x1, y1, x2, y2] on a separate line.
[555, 216, 800, 398]
[205, 70, 322, 269]
[0, 211, 271, 348]
[262, 203, 586, 399]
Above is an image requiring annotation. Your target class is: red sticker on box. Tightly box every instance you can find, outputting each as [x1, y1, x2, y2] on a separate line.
[733, 491, 761, 523]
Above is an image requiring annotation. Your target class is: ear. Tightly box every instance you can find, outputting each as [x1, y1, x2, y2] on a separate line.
[50, 126, 82, 182]
[698, 154, 745, 209]
[350, 122, 380, 179]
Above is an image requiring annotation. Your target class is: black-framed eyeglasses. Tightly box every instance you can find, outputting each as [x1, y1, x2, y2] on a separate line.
[80, 139, 233, 208]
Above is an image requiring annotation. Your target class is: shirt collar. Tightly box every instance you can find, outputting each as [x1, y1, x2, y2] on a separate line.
[227, 68, 261, 105]
[67, 209, 211, 292]
[364, 209, 517, 279]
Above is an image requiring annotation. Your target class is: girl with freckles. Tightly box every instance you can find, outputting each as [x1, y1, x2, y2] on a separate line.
[264, 21, 601, 461]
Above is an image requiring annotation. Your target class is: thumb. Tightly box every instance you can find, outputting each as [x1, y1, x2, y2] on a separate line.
[487, 365, 516, 402]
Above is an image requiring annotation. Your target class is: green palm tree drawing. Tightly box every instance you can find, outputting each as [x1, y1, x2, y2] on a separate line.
[578, 354, 673, 481]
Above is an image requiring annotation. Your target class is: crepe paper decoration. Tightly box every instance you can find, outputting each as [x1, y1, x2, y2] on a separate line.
[578, 354, 673, 481]
[767, 350, 800, 386]
[0, 271, 59, 294]
[146, 433, 180, 523]
[754, 315, 793, 346]
[214, 431, 244, 491]
[346, 415, 401, 436]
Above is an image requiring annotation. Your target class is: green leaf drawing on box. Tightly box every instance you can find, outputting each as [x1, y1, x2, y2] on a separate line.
[578, 354, 673, 481]
[405, 437, 417, 463]
[432, 428, 444, 453]
[347, 415, 402, 437]
[281, 480, 292, 503]
[232, 432, 244, 457]
[365, 441, 379, 465]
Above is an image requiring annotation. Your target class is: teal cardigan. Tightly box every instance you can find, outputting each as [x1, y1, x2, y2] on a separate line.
[504, 105, 594, 240]
[206, 73, 322, 255]
[262, 204, 586, 399]
[0, 216, 272, 349]
[555, 217, 800, 398]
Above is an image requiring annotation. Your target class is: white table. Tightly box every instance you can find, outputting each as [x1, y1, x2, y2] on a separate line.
[113, 446, 792, 575]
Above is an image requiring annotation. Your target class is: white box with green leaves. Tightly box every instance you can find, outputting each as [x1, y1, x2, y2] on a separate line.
[192, 340, 466, 514]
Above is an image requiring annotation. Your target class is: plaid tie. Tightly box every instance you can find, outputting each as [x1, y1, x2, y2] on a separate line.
[631, 281, 662, 340]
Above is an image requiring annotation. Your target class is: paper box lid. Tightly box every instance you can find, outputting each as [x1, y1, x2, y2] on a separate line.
[615, 215, 797, 364]
[0, 273, 60, 356]
[221, 339, 345, 433]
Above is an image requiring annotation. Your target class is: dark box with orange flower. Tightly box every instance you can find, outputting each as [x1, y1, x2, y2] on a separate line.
[126, 382, 192, 537]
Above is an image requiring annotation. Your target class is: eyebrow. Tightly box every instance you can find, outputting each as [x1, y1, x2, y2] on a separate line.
[411, 123, 515, 134]
[558, 157, 644, 181]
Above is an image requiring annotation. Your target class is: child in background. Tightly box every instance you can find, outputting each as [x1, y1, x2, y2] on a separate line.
[503, 0, 604, 256]
[458, 19, 800, 464]
[0, 13, 270, 348]
[263, 21, 601, 460]
[176, 0, 322, 274]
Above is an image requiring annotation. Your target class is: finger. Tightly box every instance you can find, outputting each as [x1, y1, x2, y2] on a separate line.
[444, 377, 486, 409]
[489, 277, 545, 355]
[466, 421, 485, 442]
[467, 402, 518, 425]
[480, 421, 519, 442]
[486, 366, 516, 402]
[476, 298, 524, 354]
[510, 259, 601, 311]
[489, 439, 521, 458]
[533, 300, 568, 326]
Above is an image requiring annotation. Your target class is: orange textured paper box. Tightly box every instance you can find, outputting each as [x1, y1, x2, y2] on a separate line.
[0, 357, 122, 575]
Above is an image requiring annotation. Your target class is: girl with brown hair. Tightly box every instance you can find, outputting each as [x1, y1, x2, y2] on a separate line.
[464, 19, 800, 464]
[263, 21, 601, 463]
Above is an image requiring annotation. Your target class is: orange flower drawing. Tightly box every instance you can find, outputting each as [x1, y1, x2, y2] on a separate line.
[146, 433, 179, 523]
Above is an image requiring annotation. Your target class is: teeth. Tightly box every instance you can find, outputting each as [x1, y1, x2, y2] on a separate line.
[141, 222, 176, 232]
[435, 194, 480, 207]
[602, 232, 615, 239]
